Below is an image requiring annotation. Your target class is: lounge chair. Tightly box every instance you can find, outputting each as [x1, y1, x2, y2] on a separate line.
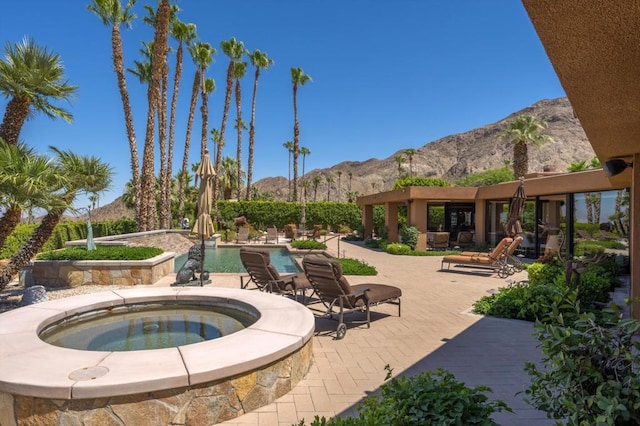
[265, 227, 278, 244]
[428, 232, 450, 250]
[460, 236, 524, 273]
[239, 247, 312, 302]
[441, 237, 514, 278]
[284, 224, 297, 240]
[236, 227, 250, 244]
[306, 224, 322, 240]
[301, 256, 402, 339]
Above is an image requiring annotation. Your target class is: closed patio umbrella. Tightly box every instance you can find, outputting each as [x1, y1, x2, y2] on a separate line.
[192, 149, 215, 286]
[504, 178, 526, 237]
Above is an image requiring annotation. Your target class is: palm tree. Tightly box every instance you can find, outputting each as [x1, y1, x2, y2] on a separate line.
[88, 0, 140, 222]
[312, 175, 321, 202]
[0, 141, 65, 248]
[246, 49, 273, 200]
[300, 146, 311, 200]
[219, 156, 244, 200]
[215, 37, 246, 210]
[500, 114, 552, 179]
[233, 61, 247, 201]
[404, 148, 417, 177]
[394, 155, 406, 178]
[290, 67, 312, 202]
[177, 41, 214, 217]
[348, 171, 353, 192]
[326, 175, 334, 201]
[137, 0, 171, 231]
[199, 75, 215, 165]
[0, 148, 113, 289]
[165, 18, 196, 227]
[283, 141, 294, 201]
[0, 37, 77, 146]
[336, 170, 343, 202]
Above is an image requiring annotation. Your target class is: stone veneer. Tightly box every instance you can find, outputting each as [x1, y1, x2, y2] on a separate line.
[30, 252, 175, 287]
[0, 338, 312, 425]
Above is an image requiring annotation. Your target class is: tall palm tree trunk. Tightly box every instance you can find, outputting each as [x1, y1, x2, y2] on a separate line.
[139, 0, 170, 231]
[111, 23, 141, 227]
[246, 68, 260, 200]
[158, 67, 170, 229]
[177, 70, 200, 218]
[513, 141, 528, 179]
[292, 85, 299, 202]
[235, 79, 243, 201]
[214, 61, 235, 211]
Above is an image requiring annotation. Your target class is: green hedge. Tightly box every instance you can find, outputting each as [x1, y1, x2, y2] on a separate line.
[0, 218, 138, 260]
[37, 246, 163, 261]
[215, 201, 362, 232]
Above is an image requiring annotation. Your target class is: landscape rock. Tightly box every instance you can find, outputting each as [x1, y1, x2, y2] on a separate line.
[20, 285, 47, 306]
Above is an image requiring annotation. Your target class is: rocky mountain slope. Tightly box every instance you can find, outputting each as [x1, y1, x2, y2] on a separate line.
[254, 97, 594, 200]
[92, 96, 594, 218]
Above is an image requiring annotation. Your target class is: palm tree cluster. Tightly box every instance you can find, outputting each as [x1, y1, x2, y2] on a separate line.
[500, 114, 553, 179]
[0, 38, 113, 288]
[89, 1, 292, 228]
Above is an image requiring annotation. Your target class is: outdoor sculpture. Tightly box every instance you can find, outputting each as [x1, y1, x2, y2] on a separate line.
[233, 216, 248, 228]
[175, 244, 203, 285]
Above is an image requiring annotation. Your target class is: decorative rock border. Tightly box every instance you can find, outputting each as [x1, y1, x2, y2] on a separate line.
[0, 287, 315, 425]
[30, 252, 175, 287]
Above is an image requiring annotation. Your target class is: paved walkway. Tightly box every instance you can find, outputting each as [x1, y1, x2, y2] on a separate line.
[157, 236, 554, 425]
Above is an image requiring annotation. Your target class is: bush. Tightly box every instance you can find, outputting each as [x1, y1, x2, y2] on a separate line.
[291, 240, 327, 250]
[36, 246, 163, 261]
[527, 257, 565, 286]
[524, 292, 640, 425]
[399, 225, 419, 250]
[339, 258, 377, 275]
[385, 243, 412, 255]
[297, 366, 511, 425]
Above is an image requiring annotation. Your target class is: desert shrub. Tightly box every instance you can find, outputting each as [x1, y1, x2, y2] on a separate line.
[526, 257, 565, 286]
[399, 225, 419, 250]
[341, 233, 361, 242]
[291, 240, 327, 250]
[297, 366, 511, 425]
[524, 292, 640, 425]
[364, 237, 382, 248]
[385, 243, 412, 255]
[339, 258, 377, 275]
[37, 246, 163, 261]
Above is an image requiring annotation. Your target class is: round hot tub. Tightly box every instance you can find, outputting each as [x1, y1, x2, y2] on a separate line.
[0, 287, 314, 425]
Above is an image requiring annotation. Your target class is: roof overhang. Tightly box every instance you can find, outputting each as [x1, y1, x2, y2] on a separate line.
[522, 0, 638, 187]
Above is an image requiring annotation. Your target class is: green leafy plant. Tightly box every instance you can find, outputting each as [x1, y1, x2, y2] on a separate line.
[297, 365, 511, 425]
[339, 258, 377, 275]
[524, 292, 640, 425]
[36, 246, 163, 261]
[385, 243, 412, 255]
[399, 225, 419, 250]
[291, 240, 327, 250]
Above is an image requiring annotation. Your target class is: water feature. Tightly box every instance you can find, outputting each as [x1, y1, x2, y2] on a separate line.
[39, 301, 258, 351]
[174, 246, 301, 273]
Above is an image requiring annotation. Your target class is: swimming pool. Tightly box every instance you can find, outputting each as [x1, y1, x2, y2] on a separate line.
[174, 246, 302, 273]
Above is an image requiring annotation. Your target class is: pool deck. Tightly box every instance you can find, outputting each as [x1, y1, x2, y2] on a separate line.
[153, 236, 554, 425]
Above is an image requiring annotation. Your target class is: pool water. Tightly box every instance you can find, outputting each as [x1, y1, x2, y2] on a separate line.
[39, 302, 258, 351]
[174, 246, 302, 273]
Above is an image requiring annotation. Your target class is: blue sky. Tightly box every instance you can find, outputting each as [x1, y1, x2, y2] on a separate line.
[1, 1, 565, 207]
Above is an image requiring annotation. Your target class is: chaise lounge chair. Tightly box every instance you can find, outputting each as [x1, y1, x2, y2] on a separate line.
[236, 227, 250, 244]
[428, 232, 450, 250]
[301, 256, 402, 339]
[239, 247, 312, 302]
[440, 237, 514, 278]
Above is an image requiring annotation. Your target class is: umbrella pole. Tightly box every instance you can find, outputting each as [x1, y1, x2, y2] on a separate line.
[200, 237, 205, 286]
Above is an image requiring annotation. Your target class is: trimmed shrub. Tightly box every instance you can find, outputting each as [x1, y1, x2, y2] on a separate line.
[385, 243, 412, 255]
[399, 225, 419, 250]
[290, 240, 327, 250]
[37, 246, 163, 261]
[339, 258, 377, 275]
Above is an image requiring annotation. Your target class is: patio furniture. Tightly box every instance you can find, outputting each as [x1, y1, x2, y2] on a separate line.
[440, 237, 514, 278]
[306, 224, 322, 240]
[428, 232, 450, 250]
[454, 231, 474, 248]
[239, 247, 312, 302]
[284, 224, 297, 240]
[265, 227, 278, 244]
[301, 256, 402, 340]
[236, 227, 250, 244]
[461, 236, 524, 273]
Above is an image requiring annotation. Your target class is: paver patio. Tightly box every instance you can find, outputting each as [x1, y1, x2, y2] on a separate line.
[156, 236, 554, 425]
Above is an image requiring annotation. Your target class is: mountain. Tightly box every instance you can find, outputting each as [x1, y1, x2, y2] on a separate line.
[92, 97, 594, 218]
[253, 97, 594, 200]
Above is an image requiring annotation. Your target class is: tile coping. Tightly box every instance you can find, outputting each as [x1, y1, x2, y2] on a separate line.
[0, 287, 315, 400]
